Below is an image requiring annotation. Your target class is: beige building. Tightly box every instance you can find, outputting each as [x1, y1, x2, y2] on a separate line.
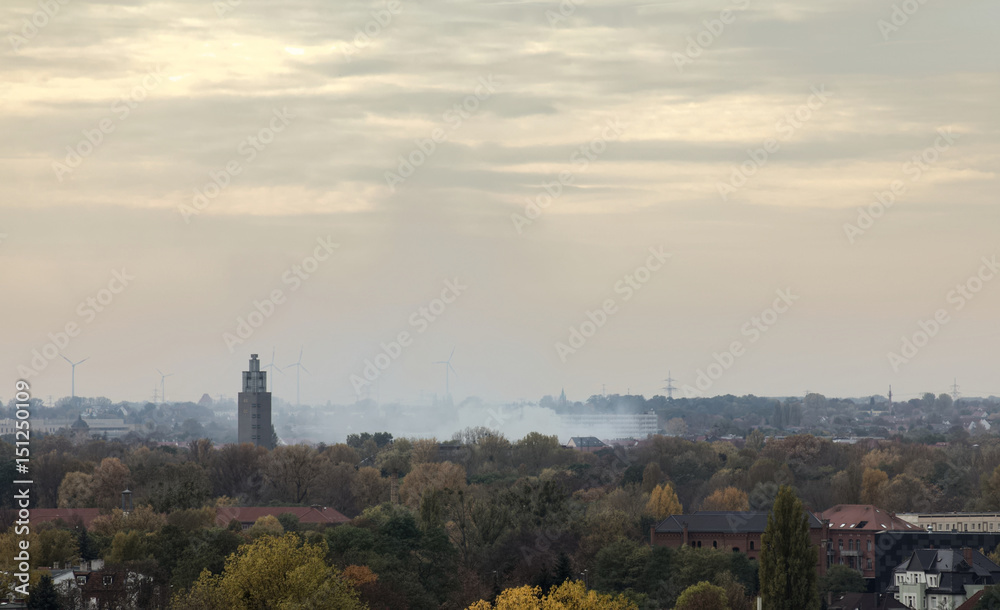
[897, 512, 1000, 533]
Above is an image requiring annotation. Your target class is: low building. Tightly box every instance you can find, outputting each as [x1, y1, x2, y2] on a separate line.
[216, 506, 349, 529]
[565, 436, 608, 452]
[885, 548, 1000, 610]
[650, 510, 830, 575]
[897, 512, 1000, 534]
[821, 505, 920, 578]
[29, 508, 103, 528]
[561, 412, 658, 441]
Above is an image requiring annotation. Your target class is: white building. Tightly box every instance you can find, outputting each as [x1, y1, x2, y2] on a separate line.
[886, 548, 1000, 610]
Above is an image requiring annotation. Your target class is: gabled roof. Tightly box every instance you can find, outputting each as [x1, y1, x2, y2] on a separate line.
[215, 506, 349, 526]
[821, 504, 917, 532]
[30, 508, 102, 528]
[654, 510, 823, 534]
[567, 436, 606, 447]
[889, 549, 1000, 595]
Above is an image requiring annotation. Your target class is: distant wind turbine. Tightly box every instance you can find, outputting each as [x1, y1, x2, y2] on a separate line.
[286, 347, 309, 406]
[157, 369, 174, 404]
[433, 348, 457, 399]
[263, 347, 282, 392]
[60, 355, 89, 399]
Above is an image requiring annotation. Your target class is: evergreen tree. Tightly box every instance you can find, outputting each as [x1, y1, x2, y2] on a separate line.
[554, 552, 574, 586]
[77, 527, 99, 561]
[27, 574, 60, 610]
[759, 486, 819, 610]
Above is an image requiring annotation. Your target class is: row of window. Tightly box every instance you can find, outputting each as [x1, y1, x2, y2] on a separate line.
[929, 521, 996, 532]
[687, 540, 755, 551]
[837, 538, 873, 552]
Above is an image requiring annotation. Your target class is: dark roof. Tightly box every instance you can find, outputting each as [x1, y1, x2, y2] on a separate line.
[568, 436, 606, 447]
[654, 510, 823, 534]
[888, 549, 1000, 595]
[30, 508, 102, 528]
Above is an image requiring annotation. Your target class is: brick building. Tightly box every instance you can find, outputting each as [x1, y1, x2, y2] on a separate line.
[650, 510, 830, 575]
[820, 504, 919, 579]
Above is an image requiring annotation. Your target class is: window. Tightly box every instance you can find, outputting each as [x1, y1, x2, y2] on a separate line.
[712, 540, 717, 548]
[848, 540, 853, 551]
[839, 539, 843, 551]
[750, 541, 754, 550]
[103, 576, 114, 586]
[867, 559, 872, 570]
[733, 547, 740, 552]
[696, 541, 702, 548]
[76, 576, 87, 586]
[867, 540, 872, 551]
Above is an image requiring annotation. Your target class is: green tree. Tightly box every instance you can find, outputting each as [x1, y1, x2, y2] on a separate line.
[819, 564, 865, 597]
[675, 581, 729, 610]
[27, 574, 60, 610]
[759, 486, 819, 610]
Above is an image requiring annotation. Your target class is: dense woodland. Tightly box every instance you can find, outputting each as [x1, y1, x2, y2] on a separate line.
[6, 394, 1000, 608]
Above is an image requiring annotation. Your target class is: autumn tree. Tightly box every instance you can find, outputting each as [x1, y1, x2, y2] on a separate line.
[174, 533, 365, 610]
[466, 580, 637, 609]
[265, 444, 321, 504]
[759, 486, 819, 610]
[645, 483, 682, 520]
[92, 457, 131, 510]
[57, 472, 94, 508]
[700, 487, 749, 511]
[860, 468, 888, 505]
[398, 461, 467, 510]
[351, 466, 388, 509]
[642, 462, 663, 494]
[675, 581, 729, 610]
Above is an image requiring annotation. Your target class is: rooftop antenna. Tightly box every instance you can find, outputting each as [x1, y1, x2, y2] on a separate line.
[662, 371, 677, 399]
[951, 378, 961, 402]
[286, 347, 309, 406]
[156, 369, 174, 404]
[433, 348, 457, 399]
[263, 347, 282, 392]
[60, 355, 89, 399]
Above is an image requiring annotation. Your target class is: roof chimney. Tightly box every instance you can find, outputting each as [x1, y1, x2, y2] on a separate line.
[964, 548, 973, 566]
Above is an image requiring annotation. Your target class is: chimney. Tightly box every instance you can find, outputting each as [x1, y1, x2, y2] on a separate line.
[682, 524, 689, 546]
[964, 548, 973, 566]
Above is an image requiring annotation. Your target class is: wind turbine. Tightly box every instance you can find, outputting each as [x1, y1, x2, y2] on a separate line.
[60, 355, 89, 399]
[157, 369, 174, 404]
[286, 347, 309, 406]
[433, 348, 457, 399]
[263, 347, 282, 392]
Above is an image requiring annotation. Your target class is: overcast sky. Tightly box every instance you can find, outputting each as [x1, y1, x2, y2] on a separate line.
[2, 0, 998, 407]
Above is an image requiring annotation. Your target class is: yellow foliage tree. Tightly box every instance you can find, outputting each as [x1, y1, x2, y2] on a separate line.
[645, 483, 682, 520]
[247, 514, 284, 538]
[90, 505, 166, 537]
[860, 468, 888, 505]
[172, 533, 365, 610]
[700, 487, 749, 511]
[467, 580, 637, 609]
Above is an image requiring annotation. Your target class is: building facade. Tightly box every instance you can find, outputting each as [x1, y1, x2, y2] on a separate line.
[886, 548, 1000, 610]
[820, 504, 921, 579]
[238, 354, 272, 448]
[897, 512, 1000, 534]
[650, 511, 830, 576]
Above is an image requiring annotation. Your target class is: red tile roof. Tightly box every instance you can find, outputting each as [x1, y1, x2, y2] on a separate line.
[30, 508, 103, 528]
[215, 506, 349, 527]
[820, 504, 917, 532]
